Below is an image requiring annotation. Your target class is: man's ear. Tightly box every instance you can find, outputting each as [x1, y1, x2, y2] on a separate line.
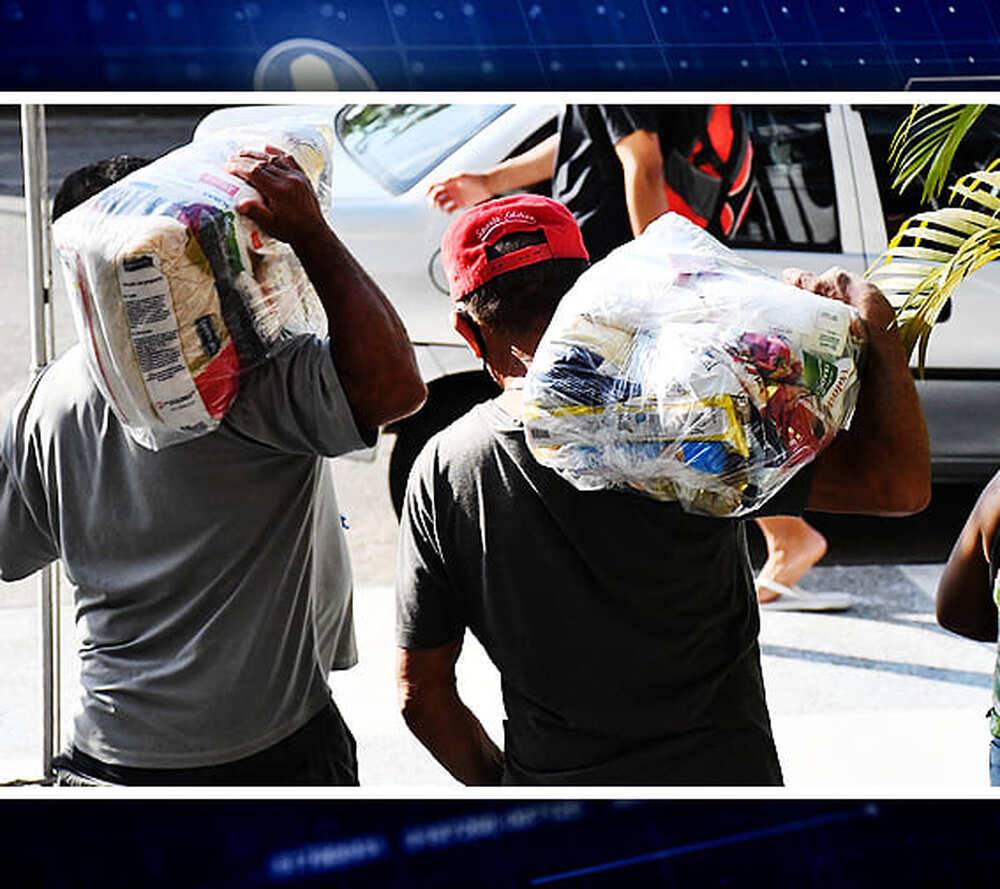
[451, 309, 482, 359]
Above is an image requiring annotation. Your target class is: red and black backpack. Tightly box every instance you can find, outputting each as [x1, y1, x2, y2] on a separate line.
[661, 105, 755, 239]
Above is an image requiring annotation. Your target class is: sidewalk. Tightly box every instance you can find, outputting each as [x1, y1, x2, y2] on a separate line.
[763, 563, 993, 788]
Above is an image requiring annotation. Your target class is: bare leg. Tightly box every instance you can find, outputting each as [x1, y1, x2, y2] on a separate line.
[754, 516, 827, 603]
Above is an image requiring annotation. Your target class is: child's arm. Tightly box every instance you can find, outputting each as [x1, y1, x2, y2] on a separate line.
[938, 471, 1000, 642]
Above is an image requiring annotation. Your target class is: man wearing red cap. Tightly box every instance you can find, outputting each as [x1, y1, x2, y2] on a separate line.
[428, 104, 841, 613]
[394, 194, 929, 785]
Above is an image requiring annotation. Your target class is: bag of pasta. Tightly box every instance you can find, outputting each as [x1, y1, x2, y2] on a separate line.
[523, 212, 867, 517]
[53, 117, 333, 450]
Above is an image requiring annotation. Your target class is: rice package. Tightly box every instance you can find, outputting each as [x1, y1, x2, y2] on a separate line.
[523, 213, 867, 517]
[53, 118, 333, 450]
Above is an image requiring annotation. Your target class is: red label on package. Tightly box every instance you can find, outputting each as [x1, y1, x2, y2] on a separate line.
[200, 173, 239, 196]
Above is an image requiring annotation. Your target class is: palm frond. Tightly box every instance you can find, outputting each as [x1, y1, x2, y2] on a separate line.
[867, 169, 1000, 369]
[888, 104, 988, 203]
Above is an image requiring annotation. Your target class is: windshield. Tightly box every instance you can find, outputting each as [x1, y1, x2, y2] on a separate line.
[336, 104, 510, 195]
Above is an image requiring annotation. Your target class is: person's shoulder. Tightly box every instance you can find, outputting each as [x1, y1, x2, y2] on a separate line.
[241, 333, 329, 385]
[410, 401, 499, 485]
[600, 104, 658, 136]
[225, 333, 329, 423]
[267, 331, 327, 360]
[225, 333, 374, 457]
[32, 344, 93, 392]
[974, 469, 1000, 552]
[1, 346, 104, 470]
[402, 402, 506, 533]
[7, 346, 98, 431]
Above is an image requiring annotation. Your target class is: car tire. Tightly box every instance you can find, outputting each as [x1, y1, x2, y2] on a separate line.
[388, 370, 502, 518]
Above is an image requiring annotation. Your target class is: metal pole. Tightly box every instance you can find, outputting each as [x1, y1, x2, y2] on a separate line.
[20, 104, 60, 782]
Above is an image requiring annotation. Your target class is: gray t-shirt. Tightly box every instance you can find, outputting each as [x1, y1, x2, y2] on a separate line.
[397, 396, 812, 785]
[0, 337, 371, 768]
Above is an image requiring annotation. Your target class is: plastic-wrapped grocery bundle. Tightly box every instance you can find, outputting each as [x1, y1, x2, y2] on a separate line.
[523, 213, 867, 517]
[53, 118, 333, 450]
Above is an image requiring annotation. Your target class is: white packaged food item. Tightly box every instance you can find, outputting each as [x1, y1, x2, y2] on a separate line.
[524, 212, 867, 517]
[53, 119, 332, 450]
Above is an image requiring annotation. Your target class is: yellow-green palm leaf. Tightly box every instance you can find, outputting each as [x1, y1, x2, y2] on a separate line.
[889, 103, 988, 203]
[867, 167, 1000, 371]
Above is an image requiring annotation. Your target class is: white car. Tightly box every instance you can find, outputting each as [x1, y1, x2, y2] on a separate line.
[198, 103, 1000, 512]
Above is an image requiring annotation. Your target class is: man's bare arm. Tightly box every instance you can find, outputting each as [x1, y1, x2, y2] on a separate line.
[614, 128, 669, 237]
[227, 148, 426, 432]
[397, 638, 504, 785]
[796, 268, 931, 516]
[937, 471, 1000, 642]
[426, 133, 559, 214]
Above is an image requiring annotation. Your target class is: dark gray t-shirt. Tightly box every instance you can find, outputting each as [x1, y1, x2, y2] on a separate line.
[0, 338, 370, 768]
[397, 395, 812, 785]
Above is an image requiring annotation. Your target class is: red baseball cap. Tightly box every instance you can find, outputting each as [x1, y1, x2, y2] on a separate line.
[441, 194, 589, 302]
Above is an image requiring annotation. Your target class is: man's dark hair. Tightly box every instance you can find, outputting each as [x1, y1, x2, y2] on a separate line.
[462, 231, 588, 334]
[52, 154, 151, 221]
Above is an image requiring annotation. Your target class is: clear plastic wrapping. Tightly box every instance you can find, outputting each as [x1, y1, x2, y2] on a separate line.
[524, 213, 867, 517]
[53, 118, 333, 450]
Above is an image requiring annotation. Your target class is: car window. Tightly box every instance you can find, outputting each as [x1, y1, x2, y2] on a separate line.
[857, 104, 1000, 240]
[336, 104, 510, 195]
[731, 106, 840, 253]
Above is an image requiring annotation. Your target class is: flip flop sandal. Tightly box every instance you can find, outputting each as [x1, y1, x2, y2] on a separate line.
[756, 578, 852, 612]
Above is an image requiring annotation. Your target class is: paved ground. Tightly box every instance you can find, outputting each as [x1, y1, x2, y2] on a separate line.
[0, 112, 996, 789]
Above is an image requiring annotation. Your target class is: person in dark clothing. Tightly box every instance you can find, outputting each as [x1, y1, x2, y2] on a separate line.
[395, 193, 929, 785]
[428, 105, 753, 260]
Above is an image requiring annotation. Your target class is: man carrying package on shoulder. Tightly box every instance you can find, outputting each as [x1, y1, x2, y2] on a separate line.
[0, 147, 426, 785]
[429, 104, 844, 613]
[395, 194, 929, 786]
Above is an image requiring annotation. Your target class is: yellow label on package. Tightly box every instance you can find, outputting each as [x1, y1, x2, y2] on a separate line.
[525, 393, 750, 458]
